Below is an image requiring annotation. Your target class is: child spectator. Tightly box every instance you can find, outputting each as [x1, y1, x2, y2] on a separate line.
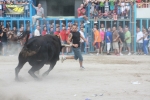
[104, 0, 109, 12]
[124, 9, 128, 19]
[109, 0, 115, 11]
[98, 10, 103, 19]
[108, 11, 113, 19]
[94, 0, 99, 11]
[125, 0, 130, 18]
[103, 10, 108, 19]
[90, 2, 95, 18]
[93, 8, 98, 23]
[99, 0, 105, 13]
[121, 0, 125, 18]
[117, 0, 121, 18]
[113, 10, 117, 20]
[24, 1, 29, 17]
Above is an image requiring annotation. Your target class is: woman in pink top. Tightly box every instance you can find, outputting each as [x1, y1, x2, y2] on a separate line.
[100, 28, 105, 54]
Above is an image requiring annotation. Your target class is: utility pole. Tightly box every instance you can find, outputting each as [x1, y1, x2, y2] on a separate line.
[131, 1, 135, 53]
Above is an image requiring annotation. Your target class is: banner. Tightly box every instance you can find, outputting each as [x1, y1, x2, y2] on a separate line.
[6, 5, 25, 14]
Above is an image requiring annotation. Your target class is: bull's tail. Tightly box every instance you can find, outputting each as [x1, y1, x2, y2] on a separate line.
[20, 46, 41, 57]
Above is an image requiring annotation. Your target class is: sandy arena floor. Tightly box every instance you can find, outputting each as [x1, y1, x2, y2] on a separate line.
[0, 55, 150, 100]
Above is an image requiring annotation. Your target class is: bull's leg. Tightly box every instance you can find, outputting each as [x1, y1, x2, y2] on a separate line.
[28, 64, 44, 80]
[42, 61, 56, 77]
[15, 60, 27, 81]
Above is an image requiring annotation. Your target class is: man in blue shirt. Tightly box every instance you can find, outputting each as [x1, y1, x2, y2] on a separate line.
[105, 27, 112, 55]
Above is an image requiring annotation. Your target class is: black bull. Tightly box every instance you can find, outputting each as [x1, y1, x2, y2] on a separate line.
[15, 35, 63, 80]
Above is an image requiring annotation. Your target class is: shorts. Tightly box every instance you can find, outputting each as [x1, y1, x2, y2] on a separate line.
[119, 43, 124, 47]
[61, 41, 67, 45]
[127, 43, 131, 48]
[93, 14, 98, 17]
[110, 6, 114, 11]
[136, 43, 143, 50]
[95, 42, 100, 49]
[73, 47, 83, 61]
[2, 42, 7, 48]
[113, 42, 119, 49]
[90, 10, 93, 14]
[100, 41, 105, 47]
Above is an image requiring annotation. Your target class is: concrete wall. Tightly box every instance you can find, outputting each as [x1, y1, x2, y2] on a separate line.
[137, 8, 150, 18]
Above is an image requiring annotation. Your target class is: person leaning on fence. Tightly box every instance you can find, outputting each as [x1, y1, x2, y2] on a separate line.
[32, 3, 44, 26]
[77, 4, 90, 24]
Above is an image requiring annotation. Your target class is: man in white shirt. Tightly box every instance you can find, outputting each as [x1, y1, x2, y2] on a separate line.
[136, 28, 144, 55]
[34, 25, 40, 37]
[79, 27, 85, 52]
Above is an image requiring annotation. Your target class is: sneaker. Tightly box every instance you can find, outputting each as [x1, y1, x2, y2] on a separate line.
[120, 53, 123, 56]
[61, 56, 66, 63]
[96, 53, 99, 56]
[128, 53, 131, 55]
[86, 21, 90, 23]
[94, 21, 98, 23]
[80, 66, 85, 69]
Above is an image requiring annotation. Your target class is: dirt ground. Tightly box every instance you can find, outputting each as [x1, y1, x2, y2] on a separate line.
[0, 55, 150, 100]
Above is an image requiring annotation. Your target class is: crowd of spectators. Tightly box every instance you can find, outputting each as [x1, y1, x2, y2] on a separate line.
[81, 0, 132, 23]
[136, 0, 150, 8]
[80, 0, 150, 23]
[92, 24, 150, 56]
[1, 21, 150, 56]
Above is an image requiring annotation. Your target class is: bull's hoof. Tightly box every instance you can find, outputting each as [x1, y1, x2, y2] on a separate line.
[15, 78, 21, 82]
[34, 77, 42, 81]
[42, 72, 49, 77]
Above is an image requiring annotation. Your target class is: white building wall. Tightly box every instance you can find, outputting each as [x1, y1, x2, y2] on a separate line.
[137, 8, 150, 18]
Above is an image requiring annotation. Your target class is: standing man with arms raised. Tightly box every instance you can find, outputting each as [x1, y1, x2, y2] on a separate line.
[32, 3, 45, 26]
[61, 24, 88, 69]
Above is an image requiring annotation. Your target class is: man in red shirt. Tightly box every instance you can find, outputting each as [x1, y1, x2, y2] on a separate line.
[60, 25, 67, 55]
[77, 4, 90, 24]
